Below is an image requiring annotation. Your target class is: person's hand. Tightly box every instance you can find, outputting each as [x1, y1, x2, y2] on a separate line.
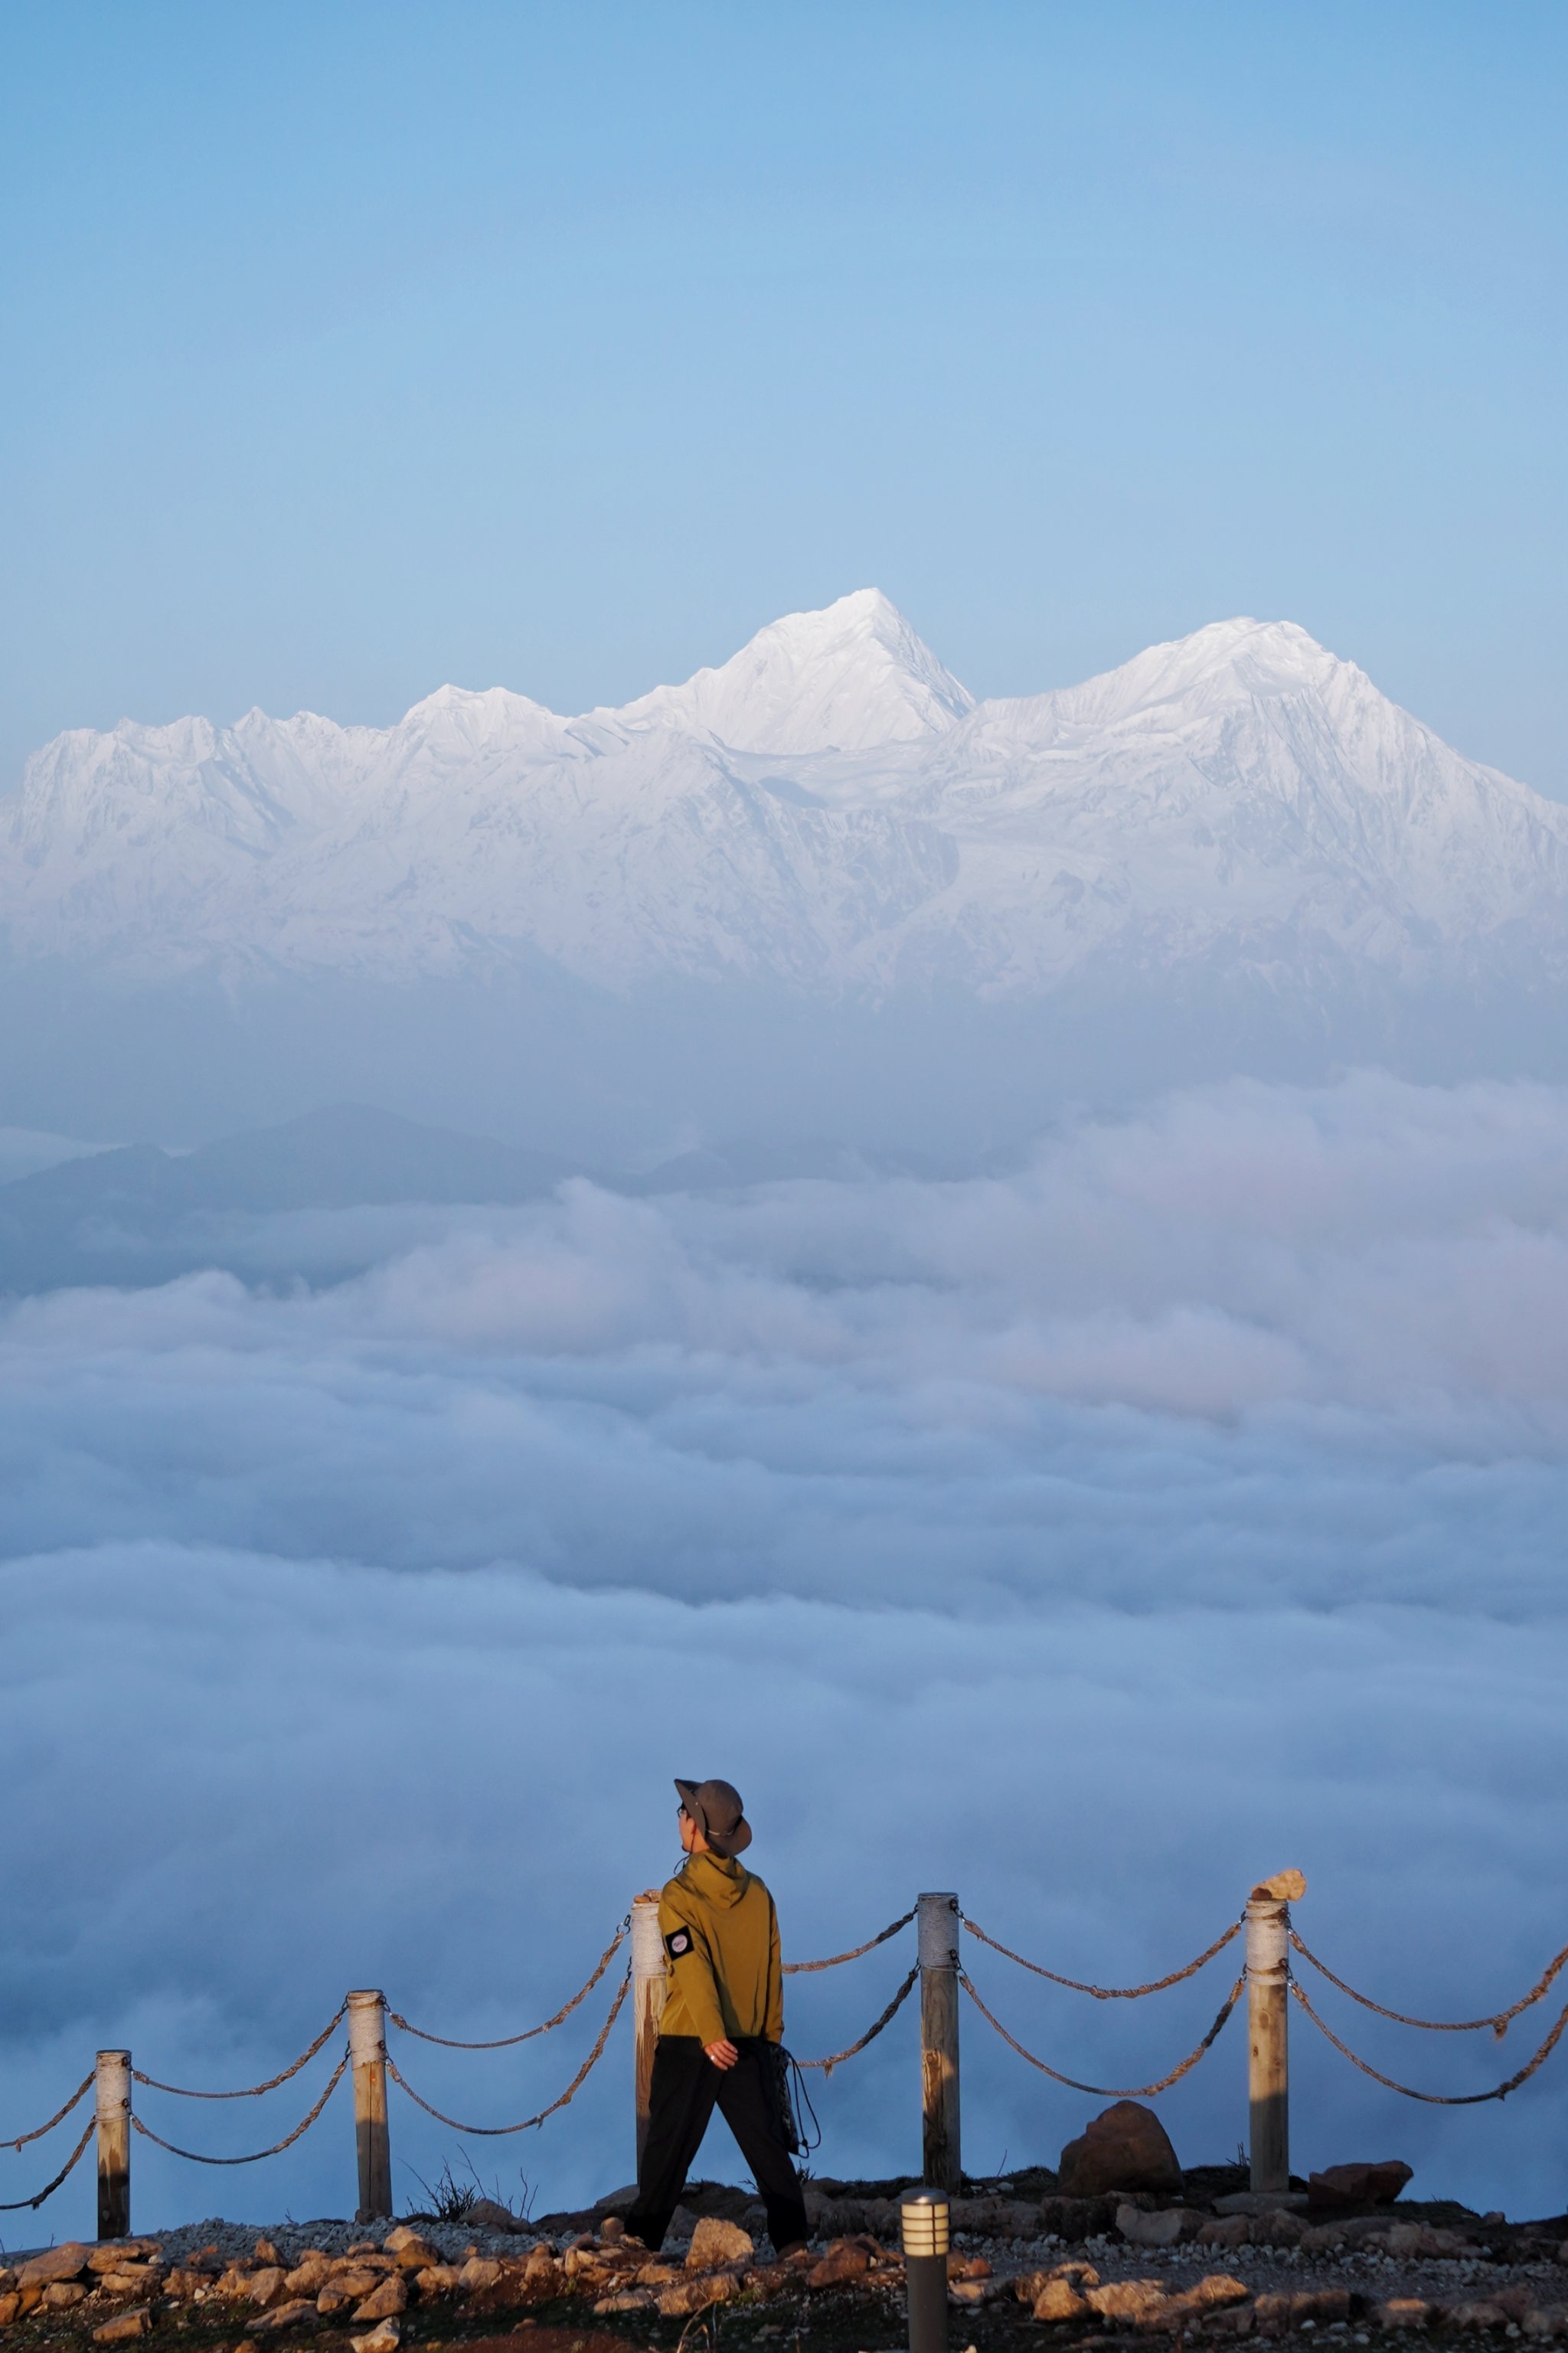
[704, 2038, 739, 2070]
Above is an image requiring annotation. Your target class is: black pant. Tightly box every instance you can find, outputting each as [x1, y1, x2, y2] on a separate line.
[625, 2034, 808, 2256]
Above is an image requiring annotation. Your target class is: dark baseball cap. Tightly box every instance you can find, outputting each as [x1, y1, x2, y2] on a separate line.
[675, 1777, 752, 1857]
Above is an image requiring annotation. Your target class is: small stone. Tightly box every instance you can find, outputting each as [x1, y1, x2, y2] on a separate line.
[93, 2309, 155, 2345]
[1308, 2161, 1415, 2213]
[1204, 2309, 1256, 2337]
[353, 2278, 407, 2324]
[43, 2283, 89, 2309]
[1523, 2311, 1568, 2338]
[1446, 2306, 1510, 2333]
[598, 2218, 626, 2244]
[1380, 2301, 1434, 2331]
[686, 2216, 755, 2273]
[245, 2270, 288, 2310]
[1031, 2278, 1089, 2324]
[1087, 2279, 1171, 2326]
[413, 2266, 462, 2296]
[0, 2294, 19, 2329]
[88, 2246, 161, 2275]
[594, 2291, 653, 2314]
[1060, 2101, 1184, 2198]
[284, 2257, 334, 2299]
[1252, 2211, 1306, 2248]
[18, 2246, 91, 2289]
[348, 2323, 400, 2353]
[466, 2200, 520, 2234]
[248, 2299, 320, 2335]
[253, 2244, 281, 2269]
[457, 2257, 501, 2292]
[1200, 2219, 1254, 2250]
[658, 2275, 738, 2318]
[1119, 2204, 1203, 2247]
[1175, 2276, 1253, 2313]
[807, 2238, 874, 2289]
[384, 2238, 439, 2275]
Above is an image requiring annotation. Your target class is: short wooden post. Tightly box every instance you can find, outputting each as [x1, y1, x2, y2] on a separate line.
[1246, 1871, 1305, 2194]
[632, 1894, 667, 2168]
[347, 1989, 392, 2221]
[95, 2048, 131, 2240]
[917, 1891, 961, 2192]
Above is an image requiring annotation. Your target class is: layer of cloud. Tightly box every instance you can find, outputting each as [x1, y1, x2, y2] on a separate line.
[4, 1072, 1567, 2240]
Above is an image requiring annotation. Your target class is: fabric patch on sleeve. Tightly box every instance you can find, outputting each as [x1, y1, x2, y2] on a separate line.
[665, 1927, 695, 1959]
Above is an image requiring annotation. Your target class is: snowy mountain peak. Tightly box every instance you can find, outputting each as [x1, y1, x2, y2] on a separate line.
[1047, 616, 1348, 730]
[612, 588, 975, 753]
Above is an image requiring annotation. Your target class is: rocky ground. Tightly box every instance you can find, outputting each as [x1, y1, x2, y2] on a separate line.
[4, 2168, 1566, 2353]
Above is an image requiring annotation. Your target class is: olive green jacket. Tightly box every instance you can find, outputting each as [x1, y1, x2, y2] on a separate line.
[658, 1850, 784, 2047]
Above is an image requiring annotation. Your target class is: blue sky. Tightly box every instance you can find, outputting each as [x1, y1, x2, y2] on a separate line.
[3, 2, 1565, 788]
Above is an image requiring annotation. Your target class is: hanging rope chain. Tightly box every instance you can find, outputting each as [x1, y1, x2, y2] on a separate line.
[130, 2050, 350, 2162]
[132, 2007, 347, 2099]
[1289, 1929, 1568, 2041]
[389, 1923, 628, 2051]
[795, 1962, 921, 2075]
[783, 1909, 917, 1975]
[1289, 1976, 1568, 2104]
[962, 1913, 1243, 1998]
[0, 2115, 96, 2211]
[4, 2070, 95, 2151]
[385, 1966, 630, 2133]
[959, 1965, 1245, 2097]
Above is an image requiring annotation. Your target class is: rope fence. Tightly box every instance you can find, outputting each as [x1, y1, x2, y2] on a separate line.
[10, 1872, 1568, 2235]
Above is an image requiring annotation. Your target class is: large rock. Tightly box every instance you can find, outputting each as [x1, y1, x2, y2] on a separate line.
[1117, 2204, 1204, 2247]
[18, 2246, 90, 2289]
[92, 2310, 154, 2345]
[685, 2216, 754, 2272]
[465, 2198, 521, 2233]
[1308, 2159, 1413, 2211]
[1058, 2101, 1183, 2198]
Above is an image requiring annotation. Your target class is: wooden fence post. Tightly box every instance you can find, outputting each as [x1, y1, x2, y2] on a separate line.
[347, 1989, 392, 2221]
[917, 1891, 961, 2192]
[95, 2048, 131, 2240]
[632, 1894, 666, 2168]
[1246, 1871, 1305, 2194]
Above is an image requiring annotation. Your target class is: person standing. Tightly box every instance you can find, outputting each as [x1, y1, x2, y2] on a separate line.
[624, 1778, 809, 2257]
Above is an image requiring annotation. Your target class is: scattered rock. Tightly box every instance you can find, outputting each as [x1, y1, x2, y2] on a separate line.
[43, 2284, 89, 2310]
[685, 2215, 754, 2272]
[92, 2310, 154, 2345]
[1380, 2300, 1434, 2330]
[413, 2265, 462, 2296]
[457, 2257, 502, 2293]
[1117, 2204, 1204, 2247]
[1059, 2101, 1183, 2198]
[658, 2274, 738, 2318]
[465, 2201, 521, 2234]
[351, 2276, 408, 2323]
[348, 2323, 400, 2353]
[1254, 2289, 1351, 2333]
[1086, 2279, 1172, 2326]
[1030, 2277, 1090, 2324]
[1524, 2310, 1568, 2337]
[1252, 2211, 1307, 2248]
[1173, 2275, 1253, 2313]
[0, 2296, 19, 2330]
[243, 2270, 288, 2310]
[87, 2247, 161, 2274]
[1444, 2303, 1510, 2332]
[593, 2290, 653, 2314]
[1200, 2217, 1254, 2250]
[808, 2239, 874, 2289]
[1307, 2159, 1415, 2211]
[18, 2247, 91, 2289]
[383, 2234, 440, 2272]
[1214, 2192, 1312, 2217]
[248, 2299, 320, 2334]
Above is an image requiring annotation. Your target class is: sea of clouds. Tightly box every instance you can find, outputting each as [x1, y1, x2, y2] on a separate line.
[4, 1069, 1568, 2244]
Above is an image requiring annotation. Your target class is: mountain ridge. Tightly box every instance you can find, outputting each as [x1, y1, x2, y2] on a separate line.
[4, 593, 1566, 1005]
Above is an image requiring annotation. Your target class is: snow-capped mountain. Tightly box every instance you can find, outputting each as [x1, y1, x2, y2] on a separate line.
[5, 588, 1567, 1002]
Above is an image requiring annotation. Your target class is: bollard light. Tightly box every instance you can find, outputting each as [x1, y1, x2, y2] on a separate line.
[901, 2188, 949, 2353]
